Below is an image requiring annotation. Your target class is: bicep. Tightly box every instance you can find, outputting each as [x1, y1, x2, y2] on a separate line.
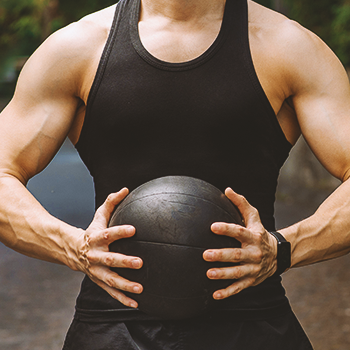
[288, 31, 350, 181]
[0, 37, 81, 183]
[0, 102, 77, 184]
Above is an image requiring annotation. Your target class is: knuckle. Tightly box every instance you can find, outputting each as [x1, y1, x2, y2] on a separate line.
[85, 251, 98, 264]
[247, 277, 257, 287]
[215, 250, 223, 260]
[108, 289, 122, 301]
[227, 284, 241, 296]
[251, 264, 261, 277]
[233, 267, 243, 279]
[104, 254, 114, 266]
[251, 206, 259, 215]
[105, 276, 114, 287]
[237, 193, 246, 202]
[101, 229, 110, 240]
[233, 249, 242, 261]
[237, 226, 246, 235]
[105, 275, 115, 288]
[121, 257, 130, 267]
[215, 269, 223, 278]
[106, 193, 114, 202]
[224, 223, 232, 231]
[254, 249, 263, 263]
[253, 232, 263, 244]
[121, 281, 131, 292]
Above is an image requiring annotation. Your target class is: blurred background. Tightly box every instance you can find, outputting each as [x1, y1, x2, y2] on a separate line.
[0, 0, 350, 349]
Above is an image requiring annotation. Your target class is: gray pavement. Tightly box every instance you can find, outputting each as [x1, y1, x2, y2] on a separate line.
[0, 98, 350, 349]
[0, 139, 94, 350]
[276, 191, 350, 350]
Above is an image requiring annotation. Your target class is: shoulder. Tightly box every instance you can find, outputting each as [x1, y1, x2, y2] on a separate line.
[18, 5, 117, 99]
[248, 1, 345, 94]
[248, 1, 323, 57]
[43, 5, 116, 55]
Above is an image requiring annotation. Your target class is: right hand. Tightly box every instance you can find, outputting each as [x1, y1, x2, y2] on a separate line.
[77, 188, 143, 308]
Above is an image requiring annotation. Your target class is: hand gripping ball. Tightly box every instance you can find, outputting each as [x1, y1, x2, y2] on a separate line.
[109, 176, 243, 319]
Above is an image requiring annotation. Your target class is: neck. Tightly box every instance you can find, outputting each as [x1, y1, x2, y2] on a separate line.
[140, 0, 226, 22]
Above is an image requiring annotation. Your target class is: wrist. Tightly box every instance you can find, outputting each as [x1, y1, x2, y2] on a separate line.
[269, 231, 291, 275]
[57, 220, 87, 272]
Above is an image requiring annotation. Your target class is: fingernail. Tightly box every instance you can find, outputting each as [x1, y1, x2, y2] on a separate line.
[133, 285, 141, 293]
[206, 252, 214, 260]
[208, 270, 217, 278]
[214, 292, 222, 300]
[132, 259, 141, 268]
[126, 227, 135, 235]
[130, 301, 138, 308]
[211, 223, 220, 231]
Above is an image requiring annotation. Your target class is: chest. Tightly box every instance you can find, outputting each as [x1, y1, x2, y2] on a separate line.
[73, 1, 295, 145]
[138, 16, 287, 116]
[138, 16, 223, 63]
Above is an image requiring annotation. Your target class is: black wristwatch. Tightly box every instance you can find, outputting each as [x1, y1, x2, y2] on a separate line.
[269, 231, 291, 275]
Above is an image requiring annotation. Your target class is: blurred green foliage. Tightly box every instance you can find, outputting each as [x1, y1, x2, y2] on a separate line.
[282, 0, 350, 66]
[247, 0, 350, 66]
[0, 0, 116, 95]
[0, 0, 116, 56]
[332, 2, 350, 64]
[0, 0, 350, 91]
[255, 0, 350, 67]
[255, 0, 274, 8]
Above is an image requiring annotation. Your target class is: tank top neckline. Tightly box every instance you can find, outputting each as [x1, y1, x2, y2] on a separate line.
[130, 0, 234, 71]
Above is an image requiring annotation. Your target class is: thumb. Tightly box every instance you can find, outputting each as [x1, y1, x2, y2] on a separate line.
[225, 188, 262, 229]
[93, 188, 129, 228]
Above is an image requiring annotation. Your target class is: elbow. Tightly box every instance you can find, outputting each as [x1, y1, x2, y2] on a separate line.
[342, 168, 350, 183]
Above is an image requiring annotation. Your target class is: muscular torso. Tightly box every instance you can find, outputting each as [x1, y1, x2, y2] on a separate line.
[68, 1, 301, 146]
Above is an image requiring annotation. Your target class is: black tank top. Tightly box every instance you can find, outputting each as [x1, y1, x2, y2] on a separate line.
[74, 0, 292, 321]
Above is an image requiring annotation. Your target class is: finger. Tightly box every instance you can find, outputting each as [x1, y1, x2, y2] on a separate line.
[89, 274, 140, 308]
[93, 225, 136, 246]
[93, 188, 129, 227]
[86, 250, 143, 269]
[104, 285, 139, 308]
[89, 266, 143, 296]
[213, 278, 256, 300]
[203, 247, 250, 264]
[211, 222, 255, 244]
[206, 264, 254, 281]
[225, 188, 262, 227]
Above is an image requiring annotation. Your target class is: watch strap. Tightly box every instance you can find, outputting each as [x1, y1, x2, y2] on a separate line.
[269, 231, 291, 275]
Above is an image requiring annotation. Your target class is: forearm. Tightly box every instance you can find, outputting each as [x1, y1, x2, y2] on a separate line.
[281, 178, 350, 268]
[0, 174, 85, 271]
[0, 175, 145, 306]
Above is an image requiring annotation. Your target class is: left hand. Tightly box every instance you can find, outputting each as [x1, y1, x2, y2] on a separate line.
[203, 188, 278, 300]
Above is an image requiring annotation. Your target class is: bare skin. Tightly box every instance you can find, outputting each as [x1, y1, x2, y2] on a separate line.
[0, 0, 350, 307]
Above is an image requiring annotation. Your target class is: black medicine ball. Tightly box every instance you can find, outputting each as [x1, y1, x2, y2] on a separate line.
[109, 176, 243, 319]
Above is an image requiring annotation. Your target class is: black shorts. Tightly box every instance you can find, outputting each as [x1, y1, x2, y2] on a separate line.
[62, 309, 313, 350]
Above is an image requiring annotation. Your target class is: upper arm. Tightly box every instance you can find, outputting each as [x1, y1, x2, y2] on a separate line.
[283, 23, 350, 181]
[0, 18, 105, 184]
[0, 35, 80, 183]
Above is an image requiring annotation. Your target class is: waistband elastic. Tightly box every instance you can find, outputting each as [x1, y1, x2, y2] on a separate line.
[74, 300, 292, 323]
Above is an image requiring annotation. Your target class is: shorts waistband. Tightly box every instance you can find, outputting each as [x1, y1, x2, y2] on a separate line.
[74, 300, 292, 323]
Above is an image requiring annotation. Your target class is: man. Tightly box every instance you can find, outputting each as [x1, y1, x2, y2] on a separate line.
[0, 0, 350, 348]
